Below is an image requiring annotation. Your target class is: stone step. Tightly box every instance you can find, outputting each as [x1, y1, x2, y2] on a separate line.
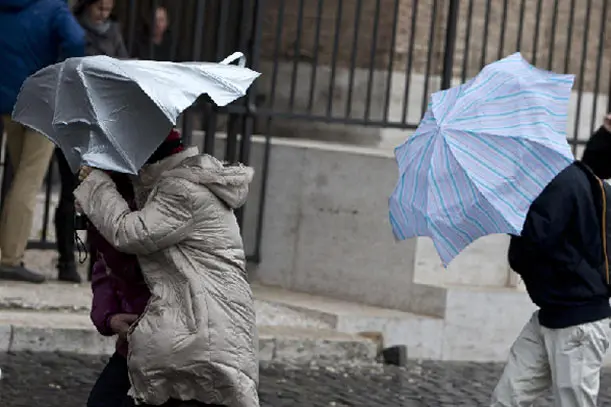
[257, 283, 611, 366]
[0, 309, 377, 363]
[0, 281, 340, 331]
[0, 280, 441, 360]
[5, 280, 565, 365]
[253, 284, 444, 360]
[413, 283, 611, 366]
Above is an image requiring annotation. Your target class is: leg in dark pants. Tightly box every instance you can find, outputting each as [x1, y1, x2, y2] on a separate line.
[88, 353, 132, 407]
[122, 397, 226, 407]
[54, 149, 81, 282]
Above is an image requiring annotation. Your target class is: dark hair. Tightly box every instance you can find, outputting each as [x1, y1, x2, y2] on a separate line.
[146, 137, 183, 164]
[73, 0, 118, 19]
[582, 127, 611, 180]
[72, 0, 97, 17]
[139, 6, 169, 37]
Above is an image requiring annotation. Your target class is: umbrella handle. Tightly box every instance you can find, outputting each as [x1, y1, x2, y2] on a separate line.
[220, 52, 246, 67]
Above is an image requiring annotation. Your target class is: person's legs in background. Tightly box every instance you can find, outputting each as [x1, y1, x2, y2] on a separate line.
[88, 352, 132, 407]
[54, 148, 81, 283]
[0, 116, 54, 283]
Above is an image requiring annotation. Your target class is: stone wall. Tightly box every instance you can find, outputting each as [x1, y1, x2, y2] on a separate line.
[260, 0, 610, 92]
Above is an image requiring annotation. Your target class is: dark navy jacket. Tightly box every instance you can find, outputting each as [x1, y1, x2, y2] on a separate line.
[0, 0, 85, 114]
[509, 126, 611, 329]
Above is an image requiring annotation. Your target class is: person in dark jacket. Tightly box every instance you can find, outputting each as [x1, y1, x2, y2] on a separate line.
[73, 0, 129, 58]
[86, 172, 151, 407]
[0, 0, 85, 283]
[52, 0, 130, 284]
[134, 5, 173, 61]
[491, 115, 611, 406]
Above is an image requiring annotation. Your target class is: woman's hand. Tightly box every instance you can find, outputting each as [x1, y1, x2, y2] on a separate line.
[78, 165, 93, 183]
[109, 313, 139, 340]
[75, 165, 92, 212]
[603, 113, 611, 132]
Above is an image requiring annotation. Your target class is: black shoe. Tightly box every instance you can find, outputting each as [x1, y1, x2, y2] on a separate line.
[0, 263, 46, 284]
[57, 262, 82, 283]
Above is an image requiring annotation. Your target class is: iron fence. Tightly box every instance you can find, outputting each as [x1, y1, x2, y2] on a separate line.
[1, 0, 610, 263]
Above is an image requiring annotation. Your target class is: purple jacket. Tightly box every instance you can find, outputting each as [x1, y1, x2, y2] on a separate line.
[89, 174, 151, 357]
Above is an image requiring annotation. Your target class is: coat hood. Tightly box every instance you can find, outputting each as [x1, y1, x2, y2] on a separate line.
[0, 0, 37, 11]
[581, 126, 611, 180]
[137, 147, 254, 209]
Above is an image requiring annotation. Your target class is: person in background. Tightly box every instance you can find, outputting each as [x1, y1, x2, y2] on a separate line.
[55, 0, 130, 283]
[86, 173, 150, 407]
[0, 0, 85, 283]
[73, 0, 128, 58]
[491, 114, 611, 406]
[75, 129, 259, 407]
[135, 5, 172, 61]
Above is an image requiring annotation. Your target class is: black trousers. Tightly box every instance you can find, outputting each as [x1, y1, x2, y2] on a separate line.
[88, 352, 226, 407]
[54, 149, 76, 266]
[87, 353, 131, 407]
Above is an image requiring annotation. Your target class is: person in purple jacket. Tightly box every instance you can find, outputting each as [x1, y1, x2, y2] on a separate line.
[86, 172, 151, 407]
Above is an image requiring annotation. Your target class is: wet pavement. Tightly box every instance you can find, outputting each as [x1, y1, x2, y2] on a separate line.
[2, 352, 611, 406]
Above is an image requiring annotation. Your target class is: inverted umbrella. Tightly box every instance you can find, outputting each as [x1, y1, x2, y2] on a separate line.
[12, 52, 260, 174]
[388, 52, 575, 266]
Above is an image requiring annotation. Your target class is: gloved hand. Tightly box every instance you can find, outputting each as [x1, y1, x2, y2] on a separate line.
[78, 165, 93, 183]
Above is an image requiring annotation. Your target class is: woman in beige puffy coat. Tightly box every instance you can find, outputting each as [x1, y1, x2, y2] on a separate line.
[74, 134, 259, 407]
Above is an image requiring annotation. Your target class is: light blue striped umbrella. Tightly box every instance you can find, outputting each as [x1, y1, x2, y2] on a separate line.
[389, 52, 575, 266]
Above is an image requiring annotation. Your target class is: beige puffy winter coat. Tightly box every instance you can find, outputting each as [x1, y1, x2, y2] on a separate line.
[74, 148, 259, 407]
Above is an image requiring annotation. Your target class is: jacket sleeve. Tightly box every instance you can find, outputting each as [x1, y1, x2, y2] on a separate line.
[117, 39, 129, 59]
[74, 170, 194, 255]
[581, 126, 611, 180]
[520, 169, 576, 251]
[90, 259, 121, 337]
[87, 218, 118, 259]
[52, 2, 86, 58]
[113, 24, 130, 59]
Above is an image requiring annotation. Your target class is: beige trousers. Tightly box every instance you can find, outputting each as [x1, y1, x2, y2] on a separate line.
[491, 311, 611, 407]
[0, 116, 54, 266]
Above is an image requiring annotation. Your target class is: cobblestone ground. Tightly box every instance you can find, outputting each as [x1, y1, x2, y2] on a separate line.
[2, 352, 611, 406]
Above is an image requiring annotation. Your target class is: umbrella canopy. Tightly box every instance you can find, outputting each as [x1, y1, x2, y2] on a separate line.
[389, 52, 575, 266]
[12, 52, 260, 174]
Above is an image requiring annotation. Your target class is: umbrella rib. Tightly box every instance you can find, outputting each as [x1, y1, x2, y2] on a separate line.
[391, 125, 441, 241]
[445, 130, 572, 233]
[467, 130, 564, 182]
[439, 143, 495, 236]
[460, 129, 573, 167]
[78, 67, 137, 173]
[443, 136, 530, 225]
[426, 136, 475, 251]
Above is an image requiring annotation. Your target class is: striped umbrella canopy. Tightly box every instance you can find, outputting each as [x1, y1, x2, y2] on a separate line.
[389, 52, 575, 266]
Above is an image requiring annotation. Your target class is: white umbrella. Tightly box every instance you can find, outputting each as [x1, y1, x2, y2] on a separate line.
[12, 52, 260, 174]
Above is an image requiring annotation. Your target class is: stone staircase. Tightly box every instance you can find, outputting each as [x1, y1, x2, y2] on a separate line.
[0, 280, 378, 363]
